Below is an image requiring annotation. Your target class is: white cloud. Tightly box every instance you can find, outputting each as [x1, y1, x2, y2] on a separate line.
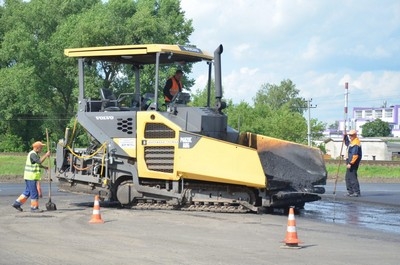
[181, 0, 400, 124]
[223, 67, 262, 101]
[232, 43, 253, 60]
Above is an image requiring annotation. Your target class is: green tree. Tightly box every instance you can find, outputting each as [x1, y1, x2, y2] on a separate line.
[225, 101, 257, 133]
[252, 80, 308, 143]
[190, 79, 216, 107]
[0, 133, 25, 152]
[0, 0, 194, 151]
[254, 79, 307, 114]
[311, 118, 326, 141]
[0, 0, 100, 150]
[191, 79, 327, 144]
[361, 119, 392, 137]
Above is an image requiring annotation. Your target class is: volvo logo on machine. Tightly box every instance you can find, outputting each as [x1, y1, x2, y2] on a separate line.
[95, 116, 114, 120]
[179, 45, 202, 54]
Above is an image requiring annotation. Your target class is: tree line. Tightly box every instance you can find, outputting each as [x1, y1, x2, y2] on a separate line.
[0, 0, 194, 151]
[0, 0, 389, 152]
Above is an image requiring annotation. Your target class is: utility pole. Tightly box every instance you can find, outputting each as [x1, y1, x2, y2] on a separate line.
[307, 98, 317, 146]
[344, 82, 348, 133]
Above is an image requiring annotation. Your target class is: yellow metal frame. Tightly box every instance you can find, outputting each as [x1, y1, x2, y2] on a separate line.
[64, 44, 213, 61]
[136, 111, 266, 188]
[176, 136, 266, 188]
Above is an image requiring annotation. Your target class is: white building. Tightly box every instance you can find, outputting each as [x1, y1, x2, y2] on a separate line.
[322, 105, 400, 160]
[337, 105, 400, 137]
[325, 138, 397, 161]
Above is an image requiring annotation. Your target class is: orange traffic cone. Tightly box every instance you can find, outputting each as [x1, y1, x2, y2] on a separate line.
[281, 207, 302, 249]
[89, 195, 104, 224]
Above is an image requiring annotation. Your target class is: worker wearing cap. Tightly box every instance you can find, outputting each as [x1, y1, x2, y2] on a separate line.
[163, 69, 183, 104]
[12, 141, 51, 212]
[344, 130, 362, 197]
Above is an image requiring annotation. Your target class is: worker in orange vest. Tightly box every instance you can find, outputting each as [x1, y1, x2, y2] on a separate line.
[163, 69, 183, 104]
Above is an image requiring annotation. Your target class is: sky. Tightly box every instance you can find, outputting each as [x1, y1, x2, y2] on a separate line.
[180, 0, 400, 125]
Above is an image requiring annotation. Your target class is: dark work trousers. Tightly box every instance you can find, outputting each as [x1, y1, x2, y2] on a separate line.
[14, 179, 40, 209]
[345, 165, 360, 194]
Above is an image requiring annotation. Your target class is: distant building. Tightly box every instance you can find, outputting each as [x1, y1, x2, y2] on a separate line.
[325, 138, 400, 161]
[322, 105, 400, 160]
[336, 105, 400, 137]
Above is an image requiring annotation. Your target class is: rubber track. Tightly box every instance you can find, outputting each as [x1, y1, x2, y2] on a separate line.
[130, 201, 251, 213]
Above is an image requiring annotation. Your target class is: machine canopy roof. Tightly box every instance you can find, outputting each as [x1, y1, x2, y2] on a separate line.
[64, 44, 213, 65]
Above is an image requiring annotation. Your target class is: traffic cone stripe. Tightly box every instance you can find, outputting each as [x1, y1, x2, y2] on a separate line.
[89, 195, 104, 224]
[282, 207, 302, 248]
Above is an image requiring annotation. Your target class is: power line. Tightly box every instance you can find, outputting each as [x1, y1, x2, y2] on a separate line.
[308, 92, 400, 104]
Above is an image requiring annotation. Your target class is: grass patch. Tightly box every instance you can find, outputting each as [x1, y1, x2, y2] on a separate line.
[326, 164, 400, 181]
[0, 154, 25, 176]
[1, 154, 399, 183]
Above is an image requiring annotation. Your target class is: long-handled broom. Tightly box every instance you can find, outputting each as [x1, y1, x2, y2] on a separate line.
[333, 82, 349, 222]
[45, 128, 57, 211]
[333, 137, 345, 196]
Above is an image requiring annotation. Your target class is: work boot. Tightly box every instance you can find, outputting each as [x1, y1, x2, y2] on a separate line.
[344, 192, 353, 197]
[349, 193, 360, 197]
[30, 208, 44, 213]
[12, 203, 23, 212]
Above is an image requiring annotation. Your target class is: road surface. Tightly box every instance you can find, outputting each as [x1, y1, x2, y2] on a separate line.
[0, 182, 399, 265]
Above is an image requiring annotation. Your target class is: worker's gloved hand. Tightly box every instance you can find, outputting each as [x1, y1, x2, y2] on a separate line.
[39, 194, 43, 198]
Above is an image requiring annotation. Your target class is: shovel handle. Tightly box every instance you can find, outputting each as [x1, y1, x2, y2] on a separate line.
[46, 129, 52, 195]
[46, 129, 51, 174]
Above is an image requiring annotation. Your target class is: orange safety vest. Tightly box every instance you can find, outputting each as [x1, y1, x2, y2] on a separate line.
[164, 76, 182, 102]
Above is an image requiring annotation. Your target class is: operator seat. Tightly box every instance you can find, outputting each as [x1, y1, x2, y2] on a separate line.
[141, 93, 155, 110]
[100, 88, 131, 111]
[171, 92, 191, 104]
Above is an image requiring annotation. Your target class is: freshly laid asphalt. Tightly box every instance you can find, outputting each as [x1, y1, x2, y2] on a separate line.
[323, 181, 400, 207]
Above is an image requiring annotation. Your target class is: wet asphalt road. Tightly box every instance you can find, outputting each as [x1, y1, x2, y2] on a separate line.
[303, 181, 400, 235]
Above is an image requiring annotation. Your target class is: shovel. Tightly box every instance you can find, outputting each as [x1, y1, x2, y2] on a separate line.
[45, 128, 57, 211]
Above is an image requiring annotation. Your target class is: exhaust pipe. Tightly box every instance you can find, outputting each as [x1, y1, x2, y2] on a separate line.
[214, 45, 225, 111]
